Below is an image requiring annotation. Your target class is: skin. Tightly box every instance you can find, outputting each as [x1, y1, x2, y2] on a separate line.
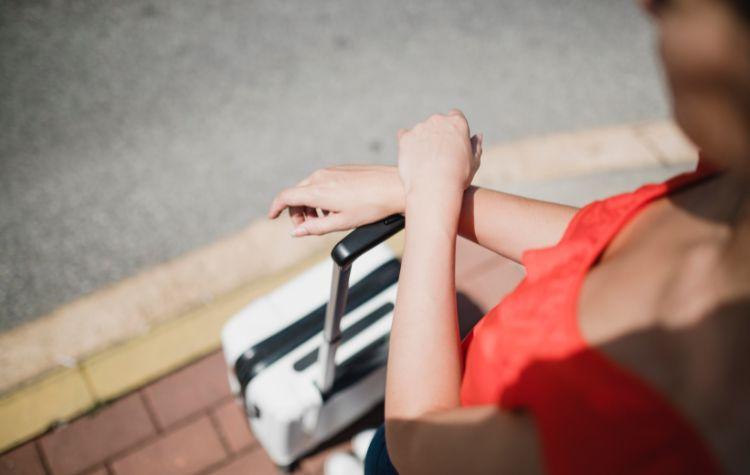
[269, 0, 750, 472]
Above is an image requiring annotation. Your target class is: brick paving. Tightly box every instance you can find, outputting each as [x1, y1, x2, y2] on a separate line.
[111, 416, 227, 475]
[141, 353, 232, 431]
[210, 401, 256, 455]
[38, 394, 156, 475]
[1, 239, 521, 475]
[0, 443, 45, 475]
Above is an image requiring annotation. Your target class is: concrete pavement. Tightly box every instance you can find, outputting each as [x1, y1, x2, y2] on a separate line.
[1, 0, 668, 330]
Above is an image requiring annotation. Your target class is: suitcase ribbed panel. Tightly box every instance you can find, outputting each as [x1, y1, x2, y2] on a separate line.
[292, 301, 394, 372]
[322, 333, 390, 401]
[234, 258, 400, 392]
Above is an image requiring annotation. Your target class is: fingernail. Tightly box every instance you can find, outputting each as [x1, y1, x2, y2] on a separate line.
[291, 226, 307, 237]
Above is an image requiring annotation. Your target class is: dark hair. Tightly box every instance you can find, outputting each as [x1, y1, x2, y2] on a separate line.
[727, 0, 750, 22]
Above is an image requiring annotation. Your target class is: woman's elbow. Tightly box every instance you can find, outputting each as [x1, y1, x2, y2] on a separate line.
[385, 418, 427, 474]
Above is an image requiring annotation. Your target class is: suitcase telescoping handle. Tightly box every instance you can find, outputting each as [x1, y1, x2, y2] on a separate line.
[317, 214, 405, 394]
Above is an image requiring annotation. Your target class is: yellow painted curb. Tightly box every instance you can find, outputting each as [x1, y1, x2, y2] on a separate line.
[80, 251, 326, 401]
[0, 250, 327, 453]
[0, 220, 342, 396]
[0, 367, 95, 451]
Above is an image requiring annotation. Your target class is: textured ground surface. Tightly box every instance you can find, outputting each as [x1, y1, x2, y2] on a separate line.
[0, 239, 526, 475]
[0, 0, 668, 330]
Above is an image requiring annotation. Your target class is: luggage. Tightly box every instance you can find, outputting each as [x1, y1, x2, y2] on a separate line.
[221, 215, 404, 470]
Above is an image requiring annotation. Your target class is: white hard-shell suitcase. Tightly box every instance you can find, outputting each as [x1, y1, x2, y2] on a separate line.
[221, 215, 405, 470]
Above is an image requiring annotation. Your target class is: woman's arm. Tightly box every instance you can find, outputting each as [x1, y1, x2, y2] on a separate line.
[268, 167, 576, 264]
[459, 185, 577, 262]
[385, 178, 464, 420]
[267, 111, 545, 471]
[384, 110, 541, 473]
[384, 109, 474, 425]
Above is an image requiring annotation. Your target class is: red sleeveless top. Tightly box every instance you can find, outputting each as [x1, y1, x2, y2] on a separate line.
[460, 162, 722, 474]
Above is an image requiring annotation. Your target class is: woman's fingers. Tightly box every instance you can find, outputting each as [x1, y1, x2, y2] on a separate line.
[469, 133, 483, 176]
[471, 133, 483, 158]
[268, 164, 403, 235]
[268, 186, 317, 219]
[293, 212, 351, 237]
[289, 206, 305, 227]
[304, 206, 318, 219]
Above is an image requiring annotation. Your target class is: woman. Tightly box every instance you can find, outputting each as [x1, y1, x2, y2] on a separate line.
[268, 0, 750, 472]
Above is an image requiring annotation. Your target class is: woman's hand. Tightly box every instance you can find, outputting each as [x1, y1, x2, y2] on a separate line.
[397, 109, 482, 199]
[267, 109, 480, 237]
[267, 165, 405, 237]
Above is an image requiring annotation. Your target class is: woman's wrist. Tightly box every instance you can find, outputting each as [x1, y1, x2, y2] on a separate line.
[405, 181, 464, 206]
[385, 166, 407, 214]
[403, 175, 465, 198]
[404, 186, 464, 228]
[388, 167, 466, 217]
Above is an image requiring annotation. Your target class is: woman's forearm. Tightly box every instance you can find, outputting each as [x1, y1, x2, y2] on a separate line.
[459, 186, 578, 263]
[385, 188, 465, 421]
[269, 165, 577, 260]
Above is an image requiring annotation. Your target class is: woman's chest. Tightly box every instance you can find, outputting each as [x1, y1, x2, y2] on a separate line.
[575, 195, 731, 419]
[577, 197, 723, 347]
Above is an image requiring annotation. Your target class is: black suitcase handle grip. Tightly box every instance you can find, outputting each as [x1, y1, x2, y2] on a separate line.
[331, 214, 405, 268]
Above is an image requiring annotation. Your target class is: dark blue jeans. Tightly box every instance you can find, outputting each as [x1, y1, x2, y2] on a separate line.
[364, 425, 399, 475]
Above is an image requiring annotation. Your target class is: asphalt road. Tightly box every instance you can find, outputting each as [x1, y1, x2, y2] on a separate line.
[0, 0, 668, 331]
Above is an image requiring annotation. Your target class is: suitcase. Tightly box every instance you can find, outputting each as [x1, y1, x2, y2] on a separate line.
[221, 215, 405, 470]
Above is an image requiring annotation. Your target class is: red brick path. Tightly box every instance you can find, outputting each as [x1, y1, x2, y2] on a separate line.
[1, 239, 522, 475]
